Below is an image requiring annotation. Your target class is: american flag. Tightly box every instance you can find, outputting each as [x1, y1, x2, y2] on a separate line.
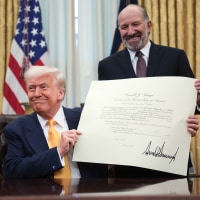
[2, 0, 49, 114]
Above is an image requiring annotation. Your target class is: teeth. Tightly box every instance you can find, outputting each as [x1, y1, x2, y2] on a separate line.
[129, 37, 138, 40]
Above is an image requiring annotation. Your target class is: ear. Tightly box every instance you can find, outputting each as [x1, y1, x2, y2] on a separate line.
[147, 20, 152, 32]
[57, 90, 65, 100]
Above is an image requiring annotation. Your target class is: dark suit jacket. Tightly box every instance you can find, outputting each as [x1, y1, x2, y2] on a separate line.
[98, 41, 195, 80]
[98, 41, 198, 178]
[2, 107, 108, 179]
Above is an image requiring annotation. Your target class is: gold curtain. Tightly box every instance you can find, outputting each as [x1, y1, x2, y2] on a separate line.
[138, 0, 200, 192]
[1, 0, 200, 178]
[0, 0, 19, 113]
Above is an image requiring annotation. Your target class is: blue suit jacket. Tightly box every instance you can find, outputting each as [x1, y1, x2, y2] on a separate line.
[3, 107, 108, 179]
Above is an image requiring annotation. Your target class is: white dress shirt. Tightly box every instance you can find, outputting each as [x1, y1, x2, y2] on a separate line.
[37, 106, 81, 178]
[128, 40, 151, 74]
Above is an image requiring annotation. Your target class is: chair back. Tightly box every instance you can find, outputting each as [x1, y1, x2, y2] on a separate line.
[0, 114, 22, 178]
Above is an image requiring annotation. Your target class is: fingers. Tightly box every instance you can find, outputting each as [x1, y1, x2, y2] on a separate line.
[195, 79, 200, 94]
[187, 115, 199, 137]
[187, 127, 197, 137]
[66, 129, 82, 144]
[58, 130, 82, 156]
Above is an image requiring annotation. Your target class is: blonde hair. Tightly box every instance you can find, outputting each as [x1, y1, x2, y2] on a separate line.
[24, 65, 66, 92]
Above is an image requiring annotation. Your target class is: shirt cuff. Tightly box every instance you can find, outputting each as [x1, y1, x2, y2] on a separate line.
[57, 147, 65, 166]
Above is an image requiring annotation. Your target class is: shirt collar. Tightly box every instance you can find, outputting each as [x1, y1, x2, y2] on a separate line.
[140, 40, 151, 58]
[128, 40, 151, 60]
[37, 106, 66, 129]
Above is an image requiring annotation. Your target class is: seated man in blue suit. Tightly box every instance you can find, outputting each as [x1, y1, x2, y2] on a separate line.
[98, 4, 200, 177]
[3, 66, 108, 179]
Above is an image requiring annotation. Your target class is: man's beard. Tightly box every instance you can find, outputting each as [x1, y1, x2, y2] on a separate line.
[122, 31, 149, 51]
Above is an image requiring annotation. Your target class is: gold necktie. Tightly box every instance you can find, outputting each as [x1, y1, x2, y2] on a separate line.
[47, 119, 71, 179]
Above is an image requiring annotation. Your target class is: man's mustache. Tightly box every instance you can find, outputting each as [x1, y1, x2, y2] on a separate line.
[125, 32, 141, 40]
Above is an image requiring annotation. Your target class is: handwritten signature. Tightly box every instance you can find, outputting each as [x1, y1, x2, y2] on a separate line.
[142, 141, 179, 164]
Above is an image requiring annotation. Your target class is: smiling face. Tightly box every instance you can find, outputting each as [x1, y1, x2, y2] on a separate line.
[118, 5, 152, 51]
[26, 73, 65, 119]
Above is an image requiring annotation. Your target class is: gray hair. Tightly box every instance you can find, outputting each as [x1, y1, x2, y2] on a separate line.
[118, 4, 149, 26]
[139, 5, 149, 21]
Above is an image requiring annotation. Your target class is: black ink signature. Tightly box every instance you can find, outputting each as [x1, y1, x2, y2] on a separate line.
[142, 141, 179, 164]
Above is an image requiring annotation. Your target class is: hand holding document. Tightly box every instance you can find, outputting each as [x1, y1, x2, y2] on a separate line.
[73, 77, 197, 176]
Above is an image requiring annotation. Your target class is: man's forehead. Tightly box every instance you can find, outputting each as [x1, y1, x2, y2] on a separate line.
[119, 8, 143, 23]
[27, 75, 53, 85]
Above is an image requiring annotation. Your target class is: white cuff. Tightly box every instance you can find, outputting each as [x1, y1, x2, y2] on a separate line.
[57, 147, 65, 166]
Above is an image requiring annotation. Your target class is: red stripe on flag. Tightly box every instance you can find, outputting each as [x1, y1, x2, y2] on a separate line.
[3, 0, 49, 114]
[33, 59, 44, 66]
[3, 82, 25, 114]
[9, 54, 27, 92]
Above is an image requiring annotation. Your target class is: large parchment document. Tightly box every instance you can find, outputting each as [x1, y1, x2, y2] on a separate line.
[72, 77, 197, 176]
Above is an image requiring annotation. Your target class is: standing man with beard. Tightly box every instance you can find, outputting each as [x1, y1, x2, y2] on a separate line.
[98, 4, 200, 178]
[98, 4, 197, 81]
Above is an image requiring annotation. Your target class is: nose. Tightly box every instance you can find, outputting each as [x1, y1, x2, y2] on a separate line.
[127, 25, 136, 35]
[34, 87, 42, 96]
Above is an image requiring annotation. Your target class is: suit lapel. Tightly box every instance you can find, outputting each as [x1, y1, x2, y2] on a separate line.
[117, 49, 136, 78]
[116, 43, 163, 78]
[63, 107, 78, 130]
[147, 42, 162, 77]
[24, 108, 80, 152]
[24, 113, 49, 152]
